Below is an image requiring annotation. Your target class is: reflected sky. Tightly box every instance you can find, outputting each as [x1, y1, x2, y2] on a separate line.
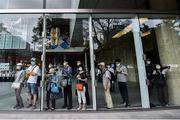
[0, 14, 41, 46]
[0, 0, 43, 9]
[0, 0, 78, 9]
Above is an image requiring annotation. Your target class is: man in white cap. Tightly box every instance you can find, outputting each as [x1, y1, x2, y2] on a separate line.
[26, 57, 40, 109]
[99, 62, 113, 109]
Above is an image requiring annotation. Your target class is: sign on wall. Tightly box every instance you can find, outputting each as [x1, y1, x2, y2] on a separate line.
[0, 63, 10, 71]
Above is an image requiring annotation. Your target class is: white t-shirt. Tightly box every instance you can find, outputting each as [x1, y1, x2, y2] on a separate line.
[27, 65, 40, 84]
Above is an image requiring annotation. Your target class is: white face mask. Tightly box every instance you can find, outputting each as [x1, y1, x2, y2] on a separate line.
[31, 61, 36, 65]
[116, 63, 120, 66]
[156, 65, 161, 69]
[147, 61, 151, 64]
[63, 63, 67, 66]
[77, 63, 81, 66]
[16, 66, 21, 70]
[79, 67, 82, 71]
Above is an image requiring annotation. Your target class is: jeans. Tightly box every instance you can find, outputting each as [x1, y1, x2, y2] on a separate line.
[77, 86, 86, 104]
[27, 83, 37, 95]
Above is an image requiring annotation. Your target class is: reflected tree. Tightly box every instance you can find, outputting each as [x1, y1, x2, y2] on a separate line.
[32, 16, 52, 49]
[91, 18, 131, 61]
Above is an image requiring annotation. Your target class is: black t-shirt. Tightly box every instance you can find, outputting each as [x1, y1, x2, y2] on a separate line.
[77, 71, 87, 85]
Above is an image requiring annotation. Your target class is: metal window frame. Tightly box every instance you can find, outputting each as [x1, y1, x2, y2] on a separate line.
[0, 9, 180, 14]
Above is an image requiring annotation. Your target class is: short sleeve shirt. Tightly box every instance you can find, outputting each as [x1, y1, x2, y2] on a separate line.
[27, 65, 40, 84]
[116, 65, 128, 82]
[103, 70, 111, 87]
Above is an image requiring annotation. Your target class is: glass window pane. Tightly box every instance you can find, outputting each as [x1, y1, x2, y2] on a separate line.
[41, 14, 92, 110]
[140, 15, 180, 107]
[0, 14, 42, 110]
[92, 14, 142, 109]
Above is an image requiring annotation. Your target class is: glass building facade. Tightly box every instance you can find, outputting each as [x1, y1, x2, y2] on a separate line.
[0, 0, 179, 111]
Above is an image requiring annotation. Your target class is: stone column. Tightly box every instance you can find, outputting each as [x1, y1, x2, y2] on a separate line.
[155, 22, 180, 105]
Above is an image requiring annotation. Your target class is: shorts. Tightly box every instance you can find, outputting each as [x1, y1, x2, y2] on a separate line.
[27, 83, 37, 95]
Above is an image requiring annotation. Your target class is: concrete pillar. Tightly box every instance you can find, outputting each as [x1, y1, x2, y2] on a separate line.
[155, 22, 180, 105]
[149, 0, 177, 10]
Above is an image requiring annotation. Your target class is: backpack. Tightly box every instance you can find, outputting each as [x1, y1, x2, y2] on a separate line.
[108, 70, 115, 82]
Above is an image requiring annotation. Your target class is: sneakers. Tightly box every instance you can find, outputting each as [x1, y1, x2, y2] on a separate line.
[62, 105, 67, 109]
[44, 107, 50, 111]
[32, 105, 36, 109]
[106, 107, 113, 109]
[13, 105, 19, 109]
[82, 104, 86, 111]
[26, 104, 32, 108]
[16, 105, 24, 109]
[82, 107, 86, 111]
[125, 103, 130, 107]
[51, 107, 55, 111]
[26, 104, 36, 109]
[67, 106, 72, 110]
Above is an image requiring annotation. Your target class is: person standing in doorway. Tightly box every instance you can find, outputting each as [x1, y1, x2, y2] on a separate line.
[145, 59, 155, 107]
[99, 62, 113, 109]
[26, 58, 40, 109]
[115, 59, 129, 107]
[13, 63, 25, 109]
[76, 60, 90, 105]
[46, 68, 59, 111]
[62, 60, 73, 110]
[153, 64, 170, 106]
[76, 66, 87, 110]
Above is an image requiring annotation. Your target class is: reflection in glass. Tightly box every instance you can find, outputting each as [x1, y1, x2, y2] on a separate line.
[140, 16, 180, 107]
[92, 15, 141, 108]
[0, 14, 42, 110]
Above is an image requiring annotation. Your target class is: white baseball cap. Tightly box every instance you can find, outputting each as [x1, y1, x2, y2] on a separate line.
[16, 63, 23, 66]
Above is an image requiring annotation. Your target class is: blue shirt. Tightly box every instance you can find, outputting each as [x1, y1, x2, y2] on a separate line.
[47, 74, 59, 91]
[62, 66, 72, 85]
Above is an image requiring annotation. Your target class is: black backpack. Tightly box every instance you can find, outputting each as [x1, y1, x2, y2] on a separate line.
[108, 70, 115, 82]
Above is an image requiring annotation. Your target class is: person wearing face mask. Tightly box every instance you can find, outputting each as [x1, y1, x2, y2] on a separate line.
[75, 61, 91, 106]
[45, 68, 59, 111]
[61, 60, 73, 110]
[153, 64, 170, 106]
[26, 57, 40, 109]
[145, 59, 155, 107]
[99, 62, 113, 109]
[13, 63, 25, 109]
[76, 66, 87, 110]
[115, 59, 129, 107]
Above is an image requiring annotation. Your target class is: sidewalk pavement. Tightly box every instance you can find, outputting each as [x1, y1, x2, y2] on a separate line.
[0, 108, 180, 119]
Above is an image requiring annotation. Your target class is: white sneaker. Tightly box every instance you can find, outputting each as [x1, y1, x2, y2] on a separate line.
[77, 107, 81, 110]
[82, 107, 86, 111]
